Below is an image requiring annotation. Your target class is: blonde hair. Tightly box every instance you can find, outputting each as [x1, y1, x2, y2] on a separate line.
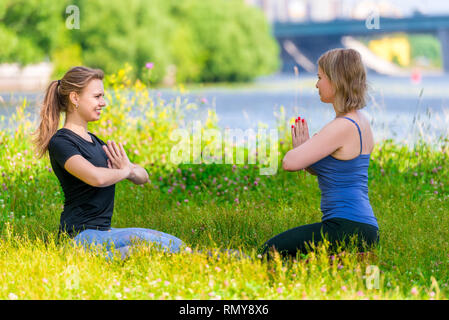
[317, 48, 367, 114]
[32, 66, 104, 159]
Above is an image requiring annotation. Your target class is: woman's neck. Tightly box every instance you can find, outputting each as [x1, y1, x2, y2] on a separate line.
[63, 120, 88, 137]
[334, 107, 358, 118]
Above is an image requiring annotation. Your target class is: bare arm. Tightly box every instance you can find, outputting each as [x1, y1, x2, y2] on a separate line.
[64, 155, 131, 187]
[283, 119, 351, 172]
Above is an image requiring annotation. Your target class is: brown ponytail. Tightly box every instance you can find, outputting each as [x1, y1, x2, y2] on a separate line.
[32, 66, 104, 159]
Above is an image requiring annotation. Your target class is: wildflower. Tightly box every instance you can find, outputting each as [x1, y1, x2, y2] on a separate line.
[167, 188, 172, 194]
[430, 178, 435, 185]
[434, 191, 438, 195]
[320, 286, 327, 293]
[276, 287, 283, 294]
[243, 186, 248, 191]
[341, 285, 347, 291]
[8, 293, 18, 300]
[356, 291, 364, 297]
[411, 287, 418, 295]
[201, 98, 208, 104]
[42, 278, 48, 284]
[234, 198, 239, 204]
[145, 62, 154, 69]
[254, 181, 258, 186]
[184, 199, 189, 203]
[164, 281, 170, 286]
[184, 246, 192, 253]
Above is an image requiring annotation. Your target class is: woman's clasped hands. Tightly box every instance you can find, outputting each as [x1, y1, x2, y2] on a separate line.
[102, 140, 132, 174]
[291, 116, 310, 149]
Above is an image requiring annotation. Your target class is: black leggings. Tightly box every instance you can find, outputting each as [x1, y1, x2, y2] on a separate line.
[260, 218, 379, 258]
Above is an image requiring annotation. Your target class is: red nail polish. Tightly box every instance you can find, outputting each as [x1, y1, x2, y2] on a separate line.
[295, 119, 298, 122]
[298, 117, 301, 120]
[302, 119, 304, 123]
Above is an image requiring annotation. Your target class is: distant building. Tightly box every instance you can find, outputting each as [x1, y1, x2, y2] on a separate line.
[245, 0, 404, 22]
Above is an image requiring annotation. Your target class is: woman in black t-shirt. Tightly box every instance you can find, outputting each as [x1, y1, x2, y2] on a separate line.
[33, 66, 185, 259]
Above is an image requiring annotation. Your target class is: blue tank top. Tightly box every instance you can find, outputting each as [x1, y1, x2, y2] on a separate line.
[309, 117, 378, 229]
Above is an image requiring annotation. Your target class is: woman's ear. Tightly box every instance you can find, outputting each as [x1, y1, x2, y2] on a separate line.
[69, 91, 79, 108]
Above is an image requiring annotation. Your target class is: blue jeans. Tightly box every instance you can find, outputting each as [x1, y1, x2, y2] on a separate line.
[73, 227, 185, 259]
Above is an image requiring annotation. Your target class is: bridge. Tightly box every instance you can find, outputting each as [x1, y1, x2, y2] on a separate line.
[272, 14, 449, 74]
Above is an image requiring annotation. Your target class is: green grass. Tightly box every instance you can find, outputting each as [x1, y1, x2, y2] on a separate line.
[1, 138, 448, 300]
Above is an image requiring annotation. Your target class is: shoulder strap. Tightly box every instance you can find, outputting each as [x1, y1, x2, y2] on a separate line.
[341, 117, 362, 155]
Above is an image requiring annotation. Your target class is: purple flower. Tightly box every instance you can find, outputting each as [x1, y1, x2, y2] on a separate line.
[145, 62, 154, 69]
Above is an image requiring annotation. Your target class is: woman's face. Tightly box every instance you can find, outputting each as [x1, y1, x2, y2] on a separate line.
[316, 67, 335, 104]
[71, 79, 106, 122]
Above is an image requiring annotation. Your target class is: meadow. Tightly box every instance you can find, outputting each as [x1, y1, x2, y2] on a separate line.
[0, 69, 448, 300]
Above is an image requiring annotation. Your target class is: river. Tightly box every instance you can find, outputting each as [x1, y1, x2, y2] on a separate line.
[1, 72, 448, 147]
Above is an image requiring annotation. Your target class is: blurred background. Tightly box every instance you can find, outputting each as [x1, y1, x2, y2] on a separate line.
[1, 0, 449, 145]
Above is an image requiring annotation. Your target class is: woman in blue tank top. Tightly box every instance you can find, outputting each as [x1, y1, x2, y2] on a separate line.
[260, 48, 379, 258]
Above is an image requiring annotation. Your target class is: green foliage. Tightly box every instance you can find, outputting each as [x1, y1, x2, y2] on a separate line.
[408, 34, 442, 68]
[0, 0, 68, 65]
[167, 0, 279, 82]
[0, 0, 279, 83]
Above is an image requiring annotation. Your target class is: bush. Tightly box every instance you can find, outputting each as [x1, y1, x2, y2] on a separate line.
[0, 0, 279, 83]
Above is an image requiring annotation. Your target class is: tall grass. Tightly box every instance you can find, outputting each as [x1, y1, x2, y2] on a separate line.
[0, 67, 448, 299]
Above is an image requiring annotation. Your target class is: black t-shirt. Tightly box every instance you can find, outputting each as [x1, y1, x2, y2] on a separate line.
[48, 128, 115, 237]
